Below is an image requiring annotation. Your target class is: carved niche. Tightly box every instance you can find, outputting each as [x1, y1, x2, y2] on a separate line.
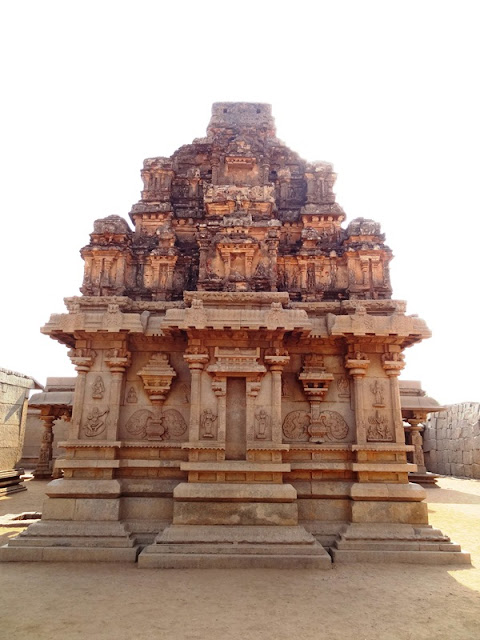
[282, 409, 349, 442]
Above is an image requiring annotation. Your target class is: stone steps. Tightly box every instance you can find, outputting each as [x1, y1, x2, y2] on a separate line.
[138, 524, 332, 569]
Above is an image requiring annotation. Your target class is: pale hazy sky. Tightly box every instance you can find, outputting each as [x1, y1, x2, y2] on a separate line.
[1, 1, 478, 405]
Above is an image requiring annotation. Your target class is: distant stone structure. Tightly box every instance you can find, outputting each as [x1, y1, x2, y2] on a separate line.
[0, 368, 42, 494]
[1, 103, 469, 566]
[399, 380, 444, 485]
[20, 378, 74, 477]
[424, 403, 480, 479]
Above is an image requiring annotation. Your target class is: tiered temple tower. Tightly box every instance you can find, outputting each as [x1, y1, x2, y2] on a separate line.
[1, 103, 469, 567]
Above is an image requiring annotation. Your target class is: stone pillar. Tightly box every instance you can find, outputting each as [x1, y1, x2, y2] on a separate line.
[68, 348, 96, 440]
[382, 355, 405, 443]
[265, 353, 290, 445]
[184, 351, 209, 443]
[105, 349, 131, 440]
[406, 417, 427, 472]
[34, 412, 55, 479]
[345, 354, 370, 444]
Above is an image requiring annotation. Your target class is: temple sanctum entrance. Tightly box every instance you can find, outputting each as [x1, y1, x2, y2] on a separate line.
[225, 378, 247, 460]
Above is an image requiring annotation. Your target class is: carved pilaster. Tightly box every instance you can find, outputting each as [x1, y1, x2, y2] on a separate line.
[184, 350, 209, 442]
[105, 348, 131, 440]
[68, 347, 96, 439]
[265, 351, 290, 444]
[382, 352, 405, 443]
[345, 352, 370, 444]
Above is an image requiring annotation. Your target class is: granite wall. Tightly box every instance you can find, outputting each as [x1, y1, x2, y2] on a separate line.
[0, 369, 38, 470]
[424, 403, 480, 478]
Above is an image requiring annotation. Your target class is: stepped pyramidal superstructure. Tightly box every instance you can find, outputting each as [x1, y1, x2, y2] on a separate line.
[1, 103, 469, 567]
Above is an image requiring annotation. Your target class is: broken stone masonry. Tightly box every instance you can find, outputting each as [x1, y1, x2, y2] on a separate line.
[0, 103, 470, 567]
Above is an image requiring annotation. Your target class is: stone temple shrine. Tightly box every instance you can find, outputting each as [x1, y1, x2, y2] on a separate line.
[1, 103, 469, 567]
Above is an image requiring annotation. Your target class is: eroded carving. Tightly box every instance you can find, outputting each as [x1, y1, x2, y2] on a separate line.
[315, 410, 349, 441]
[255, 409, 270, 440]
[367, 410, 393, 441]
[92, 376, 105, 399]
[370, 380, 386, 407]
[125, 408, 187, 440]
[201, 409, 217, 439]
[282, 410, 310, 441]
[84, 407, 109, 437]
[336, 376, 350, 398]
[126, 386, 138, 404]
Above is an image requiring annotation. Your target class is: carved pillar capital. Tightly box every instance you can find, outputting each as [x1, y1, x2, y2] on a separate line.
[264, 353, 290, 372]
[382, 355, 405, 377]
[345, 355, 370, 378]
[105, 348, 131, 373]
[68, 348, 97, 372]
[184, 351, 209, 370]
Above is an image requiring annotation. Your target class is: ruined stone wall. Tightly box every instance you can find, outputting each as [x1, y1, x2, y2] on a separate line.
[0, 369, 37, 470]
[424, 403, 480, 478]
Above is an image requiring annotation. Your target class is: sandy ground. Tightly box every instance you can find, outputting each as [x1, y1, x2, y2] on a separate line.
[0, 477, 479, 640]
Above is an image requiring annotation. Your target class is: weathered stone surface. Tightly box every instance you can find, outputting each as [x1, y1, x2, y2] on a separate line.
[0, 369, 40, 472]
[1, 102, 468, 566]
[424, 403, 480, 479]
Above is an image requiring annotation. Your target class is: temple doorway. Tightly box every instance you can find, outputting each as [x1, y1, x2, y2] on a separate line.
[225, 377, 247, 460]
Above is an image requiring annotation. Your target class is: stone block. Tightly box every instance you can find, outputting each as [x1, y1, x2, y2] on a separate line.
[42, 498, 76, 521]
[0, 547, 139, 562]
[463, 450, 473, 465]
[331, 549, 471, 565]
[45, 478, 122, 499]
[451, 464, 465, 477]
[173, 501, 298, 526]
[472, 464, 480, 479]
[297, 498, 351, 522]
[173, 482, 296, 502]
[74, 498, 121, 521]
[350, 482, 426, 502]
[351, 501, 428, 525]
[463, 465, 473, 478]
[120, 497, 173, 521]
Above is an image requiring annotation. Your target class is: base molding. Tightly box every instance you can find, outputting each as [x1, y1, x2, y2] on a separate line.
[331, 523, 471, 564]
[138, 524, 332, 569]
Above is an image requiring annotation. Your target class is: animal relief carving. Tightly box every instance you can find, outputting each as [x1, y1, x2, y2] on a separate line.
[282, 410, 311, 441]
[125, 409, 187, 440]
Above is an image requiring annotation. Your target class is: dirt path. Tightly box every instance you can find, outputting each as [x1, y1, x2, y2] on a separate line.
[1, 476, 479, 640]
